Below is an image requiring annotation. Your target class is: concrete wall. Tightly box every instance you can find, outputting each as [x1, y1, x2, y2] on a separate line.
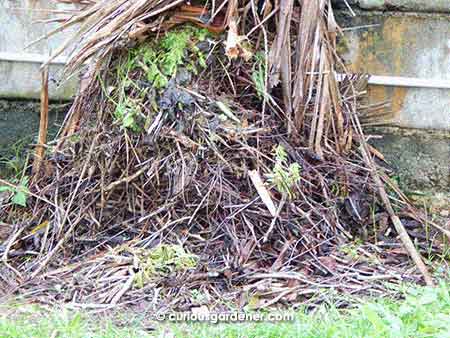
[337, 10, 450, 130]
[0, 0, 78, 100]
[333, 0, 450, 13]
[334, 1, 450, 194]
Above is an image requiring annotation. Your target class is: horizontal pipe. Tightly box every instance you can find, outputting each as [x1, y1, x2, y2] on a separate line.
[368, 75, 450, 89]
[1, 54, 449, 90]
[0, 52, 69, 65]
[337, 73, 450, 90]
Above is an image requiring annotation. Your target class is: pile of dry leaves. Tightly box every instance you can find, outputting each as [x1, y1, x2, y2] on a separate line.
[1, 0, 448, 312]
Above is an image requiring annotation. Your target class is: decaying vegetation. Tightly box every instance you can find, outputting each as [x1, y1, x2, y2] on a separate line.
[0, 0, 448, 311]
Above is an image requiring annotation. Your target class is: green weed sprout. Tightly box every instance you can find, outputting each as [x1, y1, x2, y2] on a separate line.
[131, 244, 198, 288]
[0, 176, 30, 207]
[267, 145, 301, 199]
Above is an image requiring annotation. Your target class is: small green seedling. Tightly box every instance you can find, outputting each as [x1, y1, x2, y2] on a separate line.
[267, 145, 301, 199]
[252, 52, 267, 99]
[0, 176, 30, 207]
[125, 244, 198, 288]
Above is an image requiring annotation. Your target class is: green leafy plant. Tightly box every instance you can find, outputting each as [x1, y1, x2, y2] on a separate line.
[252, 52, 267, 99]
[267, 145, 301, 198]
[0, 138, 31, 178]
[127, 244, 198, 288]
[159, 30, 190, 75]
[103, 25, 210, 130]
[0, 176, 30, 207]
[339, 240, 364, 260]
[136, 26, 209, 89]
[138, 47, 168, 89]
[113, 97, 142, 132]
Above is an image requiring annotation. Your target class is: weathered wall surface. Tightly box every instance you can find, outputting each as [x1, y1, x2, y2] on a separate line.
[0, 0, 78, 100]
[370, 129, 450, 192]
[334, 1, 450, 194]
[337, 11, 450, 130]
[334, 0, 450, 13]
[0, 1, 75, 166]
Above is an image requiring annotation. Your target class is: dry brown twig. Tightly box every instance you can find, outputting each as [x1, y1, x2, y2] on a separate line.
[32, 66, 49, 177]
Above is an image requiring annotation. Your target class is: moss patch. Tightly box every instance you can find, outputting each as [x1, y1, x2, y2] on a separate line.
[102, 26, 211, 131]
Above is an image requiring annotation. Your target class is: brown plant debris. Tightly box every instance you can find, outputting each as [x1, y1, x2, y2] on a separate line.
[1, 0, 447, 311]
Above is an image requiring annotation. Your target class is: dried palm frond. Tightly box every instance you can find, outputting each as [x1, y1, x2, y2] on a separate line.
[29, 0, 185, 73]
[290, 0, 345, 158]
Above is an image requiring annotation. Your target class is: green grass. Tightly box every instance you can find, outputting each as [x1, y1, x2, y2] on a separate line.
[1, 282, 449, 338]
[0, 305, 147, 338]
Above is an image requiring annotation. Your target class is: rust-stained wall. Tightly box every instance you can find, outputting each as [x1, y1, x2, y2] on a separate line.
[338, 11, 450, 130]
[336, 8, 450, 194]
[333, 0, 450, 13]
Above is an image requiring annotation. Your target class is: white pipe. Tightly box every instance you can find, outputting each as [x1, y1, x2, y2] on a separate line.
[1, 55, 449, 90]
[367, 75, 450, 89]
[337, 73, 450, 90]
[0, 52, 69, 65]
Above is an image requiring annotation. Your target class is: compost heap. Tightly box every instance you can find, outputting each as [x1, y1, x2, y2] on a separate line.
[0, 0, 447, 310]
